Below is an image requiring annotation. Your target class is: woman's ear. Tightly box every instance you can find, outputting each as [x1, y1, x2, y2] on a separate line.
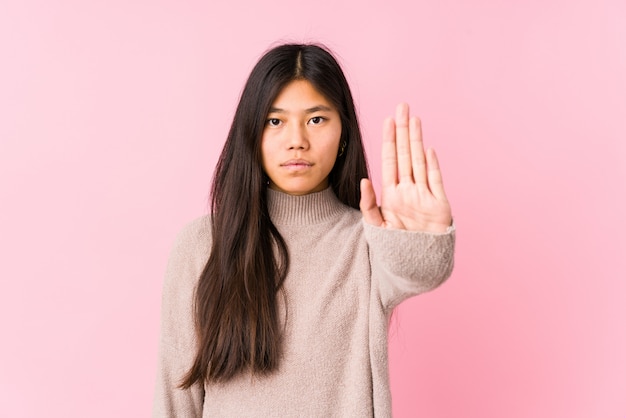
[338, 140, 347, 157]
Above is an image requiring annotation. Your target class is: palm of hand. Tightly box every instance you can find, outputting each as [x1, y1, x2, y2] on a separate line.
[360, 103, 452, 233]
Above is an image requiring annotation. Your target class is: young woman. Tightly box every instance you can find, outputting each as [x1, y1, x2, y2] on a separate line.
[154, 43, 455, 417]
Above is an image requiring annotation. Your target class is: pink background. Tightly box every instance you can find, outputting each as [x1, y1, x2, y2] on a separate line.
[1, 0, 625, 416]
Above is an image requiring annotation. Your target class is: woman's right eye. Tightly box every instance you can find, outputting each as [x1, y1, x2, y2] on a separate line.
[266, 118, 281, 127]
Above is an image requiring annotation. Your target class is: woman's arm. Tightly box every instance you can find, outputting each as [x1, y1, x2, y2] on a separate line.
[153, 218, 210, 417]
[360, 103, 455, 310]
[365, 221, 455, 311]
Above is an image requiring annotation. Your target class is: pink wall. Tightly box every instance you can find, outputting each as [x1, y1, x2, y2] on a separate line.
[1, 0, 624, 416]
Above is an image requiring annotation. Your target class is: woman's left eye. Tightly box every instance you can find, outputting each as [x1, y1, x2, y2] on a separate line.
[309, 116, 324, 125]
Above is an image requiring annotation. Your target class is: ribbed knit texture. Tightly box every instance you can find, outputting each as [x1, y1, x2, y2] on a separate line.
[154, 187, 455, 417]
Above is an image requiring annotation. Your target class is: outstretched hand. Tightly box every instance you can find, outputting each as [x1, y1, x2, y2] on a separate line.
[360, 103, 452, 233]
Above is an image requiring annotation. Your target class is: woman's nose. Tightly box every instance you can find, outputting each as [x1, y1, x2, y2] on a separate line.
[287, 123, 308, 149]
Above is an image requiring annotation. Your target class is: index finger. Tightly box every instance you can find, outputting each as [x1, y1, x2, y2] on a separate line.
[381, 117, 397, 187]
[395, 103, 413, 182]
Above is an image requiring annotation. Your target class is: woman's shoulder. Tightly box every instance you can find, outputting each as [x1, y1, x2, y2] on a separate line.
[169, 214, 212, 261]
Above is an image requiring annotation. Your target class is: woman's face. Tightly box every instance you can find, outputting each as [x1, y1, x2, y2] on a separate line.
[261, 79, 342, 196]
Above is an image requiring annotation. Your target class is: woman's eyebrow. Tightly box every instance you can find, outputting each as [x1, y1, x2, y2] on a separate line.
[304, 105, 333, 113]
[268, 105, 334, 114]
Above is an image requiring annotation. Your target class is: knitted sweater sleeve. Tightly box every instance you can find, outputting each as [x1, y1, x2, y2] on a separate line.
[153, 217, 210, 417]
[364, 221, 456, 311]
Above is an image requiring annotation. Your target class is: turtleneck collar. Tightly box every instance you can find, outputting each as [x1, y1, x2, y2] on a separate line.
[266, 187, 349, 225]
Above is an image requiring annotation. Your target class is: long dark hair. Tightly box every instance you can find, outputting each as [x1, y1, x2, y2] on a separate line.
[180, 43, 369, 387]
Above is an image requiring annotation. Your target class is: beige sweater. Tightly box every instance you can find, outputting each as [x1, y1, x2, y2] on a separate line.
[154, 187, 455, 417]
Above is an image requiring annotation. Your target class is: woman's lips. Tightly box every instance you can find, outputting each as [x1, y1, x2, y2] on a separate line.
[281, 159, 313, 170]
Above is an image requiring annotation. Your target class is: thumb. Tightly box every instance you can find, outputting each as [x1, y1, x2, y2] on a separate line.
[359, 178, 384, 226]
